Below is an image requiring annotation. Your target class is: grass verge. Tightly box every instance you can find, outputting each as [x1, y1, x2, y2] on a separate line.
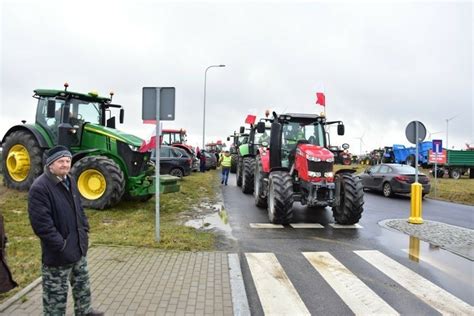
[0, 170, 220, 302]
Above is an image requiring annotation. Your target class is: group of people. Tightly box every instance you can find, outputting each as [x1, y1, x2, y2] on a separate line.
[195, 148, 232, 185]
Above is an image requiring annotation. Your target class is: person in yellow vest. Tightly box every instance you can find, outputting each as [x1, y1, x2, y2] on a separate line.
[219, 150, 232, 185]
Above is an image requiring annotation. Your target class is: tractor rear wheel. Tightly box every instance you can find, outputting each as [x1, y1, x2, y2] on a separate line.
[332, 174, 364, 225]
[71, 156, 125, 209]
[242, 157, 255, 194]
[254, 156, 267, 208]
[267, 171, 293, 224]
[230, 154, 237, 173]
[2, 130, 43, 191]
[236, 157, 243, 187]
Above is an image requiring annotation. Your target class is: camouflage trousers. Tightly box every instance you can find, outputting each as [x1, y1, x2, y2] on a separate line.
[42, 256, 92, 316]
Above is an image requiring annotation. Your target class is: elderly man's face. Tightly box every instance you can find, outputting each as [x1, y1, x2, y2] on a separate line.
[49, 157, 71, 177]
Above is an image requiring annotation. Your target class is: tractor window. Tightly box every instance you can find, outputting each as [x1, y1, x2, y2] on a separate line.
[70, 99, 101, 125]
[36, 97, 65, 143]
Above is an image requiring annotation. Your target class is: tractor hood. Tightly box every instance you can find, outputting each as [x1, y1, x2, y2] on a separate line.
[83, 124, 143, 147]
[297, 144, 334, 162]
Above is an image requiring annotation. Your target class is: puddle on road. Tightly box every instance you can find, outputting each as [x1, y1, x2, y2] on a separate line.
[185, 209, 235, 239]
[376, 227, 473, 288]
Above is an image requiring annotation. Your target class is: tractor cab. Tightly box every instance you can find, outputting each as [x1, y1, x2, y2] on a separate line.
[35, 85, 124, 148]
[161, 129, 187, 145]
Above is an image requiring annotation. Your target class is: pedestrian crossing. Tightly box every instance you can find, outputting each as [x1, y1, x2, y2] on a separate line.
[244, 250, 473, 315]
[249, 223, 363, 229]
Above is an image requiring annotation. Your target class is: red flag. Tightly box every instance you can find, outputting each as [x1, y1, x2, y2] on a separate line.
[316, 92, 325, 106]
[245, 115, 257, 125]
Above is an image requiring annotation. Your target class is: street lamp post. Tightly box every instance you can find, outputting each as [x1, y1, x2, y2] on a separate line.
[445, 115, 458, 150]
[203, 64, 226, 149]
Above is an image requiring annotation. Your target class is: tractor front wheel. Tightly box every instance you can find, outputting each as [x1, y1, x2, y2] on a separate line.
[71, 156, 125, 209]
[230, 154, 238, 173]
[2, 130, 43, 191]
[332, 174, 364, 225]
[267, 171, 293, 224]
[254, 157, 267, 208]
[242, 157, 255, 194]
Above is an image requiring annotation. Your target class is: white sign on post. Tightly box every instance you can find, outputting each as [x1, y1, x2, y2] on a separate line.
[142, 87, 176, 242]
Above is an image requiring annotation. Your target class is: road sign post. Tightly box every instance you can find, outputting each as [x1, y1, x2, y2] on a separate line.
[432, 139, 443, 198]
[142, 87, 176, 242]
[405, 121, 426, 224]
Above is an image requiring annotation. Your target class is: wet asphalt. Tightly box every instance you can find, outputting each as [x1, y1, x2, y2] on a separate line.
[219, 173, 474, 315]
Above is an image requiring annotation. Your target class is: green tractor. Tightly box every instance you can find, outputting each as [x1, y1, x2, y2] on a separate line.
[236, 117, 271, 193]
[2, 84, 154, 209]
[227, 131, 248, 174]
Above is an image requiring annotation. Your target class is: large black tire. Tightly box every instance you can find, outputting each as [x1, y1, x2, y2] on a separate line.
[449, 168, 461, 180]
[267, 171, 293, 224]
[230, 154, 238, 173]
[242, 157, 255, 194]
[254, 156, 267, 208]
[236, 157, 243, 187]
[2, 130, 43, 191]
[70, 156, 125, 210]
[406, 155, 416, 167]
[332, 174, 364, 225]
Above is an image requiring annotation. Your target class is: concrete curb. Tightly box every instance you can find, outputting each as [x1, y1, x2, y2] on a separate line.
[0, 277, 42, 312]
[228, 254, 250, 316]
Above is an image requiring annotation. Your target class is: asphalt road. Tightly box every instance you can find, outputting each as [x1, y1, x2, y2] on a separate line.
[221, 173, 474, 315]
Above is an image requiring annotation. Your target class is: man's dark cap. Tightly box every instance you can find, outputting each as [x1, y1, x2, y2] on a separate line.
[45, 145, 72, 166]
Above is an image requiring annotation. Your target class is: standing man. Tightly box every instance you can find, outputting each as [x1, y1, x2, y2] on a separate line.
[219, 150, 232, 185]
[28, 145, 103, 316]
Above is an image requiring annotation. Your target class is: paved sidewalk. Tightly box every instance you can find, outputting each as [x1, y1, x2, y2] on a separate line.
[1, 246, 247, 316]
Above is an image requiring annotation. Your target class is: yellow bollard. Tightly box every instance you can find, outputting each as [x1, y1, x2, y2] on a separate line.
[408, 182, 423, 224]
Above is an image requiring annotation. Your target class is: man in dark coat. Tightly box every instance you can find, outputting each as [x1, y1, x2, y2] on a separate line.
[0, 212, 17, 293]
[28, 145, 103, 316]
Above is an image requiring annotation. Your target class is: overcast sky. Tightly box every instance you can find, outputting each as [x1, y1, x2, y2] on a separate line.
[1, 0, 472, 154]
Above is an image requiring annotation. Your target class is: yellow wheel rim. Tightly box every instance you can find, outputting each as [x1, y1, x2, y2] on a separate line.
[78, 169, 107, 200]
[6, 144, 31, 182]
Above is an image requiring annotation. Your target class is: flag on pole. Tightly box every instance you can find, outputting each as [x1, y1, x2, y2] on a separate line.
[245, 115, 257, 125]
[316, 92, 325, 106]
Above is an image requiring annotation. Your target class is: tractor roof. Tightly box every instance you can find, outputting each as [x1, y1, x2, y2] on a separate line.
[33, 89, 111, 103]
[279, 113, 325, 125]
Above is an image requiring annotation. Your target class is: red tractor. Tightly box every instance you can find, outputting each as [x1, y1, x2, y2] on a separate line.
[253, 112, 364, 225]
[161, 128, 194, 155]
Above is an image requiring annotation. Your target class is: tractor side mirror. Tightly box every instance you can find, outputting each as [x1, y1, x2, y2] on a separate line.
[337, 124, 345, 135]
[239, 126, 245, 133]
[342, 143, 350, 150]
[227, 137, 230, 141]
[119, 109, 124, 124]
[107, 116, 116, 129]
[256, 122, 266, 133]
[47, 100, 56, 118]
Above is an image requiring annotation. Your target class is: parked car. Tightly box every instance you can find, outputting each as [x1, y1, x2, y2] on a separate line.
[359, 163, 431, 198]
[204, 151, 217, 170]
[151, 146, 192, 177]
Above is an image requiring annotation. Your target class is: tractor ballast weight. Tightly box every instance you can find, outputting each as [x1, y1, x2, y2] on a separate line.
[255, 112, 364, 225]
[2, 86, 155, 209]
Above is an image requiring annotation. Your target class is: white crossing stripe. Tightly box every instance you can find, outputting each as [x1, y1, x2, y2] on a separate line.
[303, 252, 398, 315]
[249, 223, 284, 229]
[329, 223, 363, 229]
[290, 223, 324, 229]
[245, 253, 310, 315]
[355, 250, 474, 315]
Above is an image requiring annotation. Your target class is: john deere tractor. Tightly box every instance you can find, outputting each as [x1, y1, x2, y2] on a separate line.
[2, 84, 154, 209]
[253, 112, 364, 225]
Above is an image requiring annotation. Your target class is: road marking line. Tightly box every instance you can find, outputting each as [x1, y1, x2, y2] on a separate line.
[249, 223, 285, 229]
[355, 250, 474, 315]
[303, 252, 398, 315]
[228, 254, 250, 316]
[290, 223, 324, 229]
[329, 223, 363, 229]
[245, 253, 310, 315]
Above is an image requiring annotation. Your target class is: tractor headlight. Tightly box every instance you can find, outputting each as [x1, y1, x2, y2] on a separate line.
[324, 172, 334, 178]
[306, 154, 321, 162]
[326, 158, 334, 163]
[128, 144, 140, 152]
[308, 171, 322, 177]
